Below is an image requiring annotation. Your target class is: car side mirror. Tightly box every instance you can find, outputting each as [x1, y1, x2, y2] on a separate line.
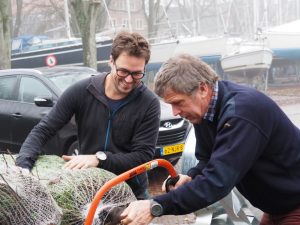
[34, 96, 54, 107]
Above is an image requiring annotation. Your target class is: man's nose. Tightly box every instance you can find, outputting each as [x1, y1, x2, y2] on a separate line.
[172, 105, 180, 116]
[124, 74, 134, 83]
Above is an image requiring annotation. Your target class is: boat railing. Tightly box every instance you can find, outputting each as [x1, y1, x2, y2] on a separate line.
[12, 39, 82, 55]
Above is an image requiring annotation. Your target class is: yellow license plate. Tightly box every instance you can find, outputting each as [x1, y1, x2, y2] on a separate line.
[161, 143, 185, 156]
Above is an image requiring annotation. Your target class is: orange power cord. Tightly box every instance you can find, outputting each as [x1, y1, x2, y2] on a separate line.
[84, 159, 177, 225]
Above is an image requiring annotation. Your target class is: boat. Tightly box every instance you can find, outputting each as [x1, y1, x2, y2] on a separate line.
[263, 20, 300, 62]
[221, 47, 273, 76]
[11, 35, 49, 54]
[174, 36, 227, 57]
[264, 20, 300, 50]
[149, 39, 178, 63]
[11, 36, 113, 70]
[221, 45, 273, 89]
[262, 20, 300, 85]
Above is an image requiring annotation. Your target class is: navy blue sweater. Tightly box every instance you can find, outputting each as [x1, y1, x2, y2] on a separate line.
[154, 80, 300, 215]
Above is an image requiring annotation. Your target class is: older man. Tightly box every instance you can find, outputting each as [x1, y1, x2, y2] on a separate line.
[120, 54, 300, 225]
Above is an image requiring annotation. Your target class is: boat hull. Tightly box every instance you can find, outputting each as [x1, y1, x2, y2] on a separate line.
[150, 40, 178, 63]
[174, 36, 227, 57]
[221, 49, 273, 77]
[221, 48, 273, 90]
[11, 40, 113, 69]
[265, 32, 300, 49]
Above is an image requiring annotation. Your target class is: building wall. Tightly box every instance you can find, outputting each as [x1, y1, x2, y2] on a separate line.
[103, 0, 148, 37]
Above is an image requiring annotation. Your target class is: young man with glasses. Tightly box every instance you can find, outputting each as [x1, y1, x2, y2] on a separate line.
[16, 31, 160, 200]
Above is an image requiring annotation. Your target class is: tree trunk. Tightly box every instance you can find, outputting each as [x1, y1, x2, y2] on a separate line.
[143, 0, 173, 40]
[13, 0, 23, 37]
[147, 1, 156, 38]
[0, 0, 11, 69]
[96, 0, 111, 32]
[70, 0, 101, 70]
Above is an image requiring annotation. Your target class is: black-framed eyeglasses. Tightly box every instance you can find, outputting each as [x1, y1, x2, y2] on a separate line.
[114, 63, 145, 80]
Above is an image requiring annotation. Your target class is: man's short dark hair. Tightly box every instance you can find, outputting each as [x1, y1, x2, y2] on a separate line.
[111, 31, 151, 64]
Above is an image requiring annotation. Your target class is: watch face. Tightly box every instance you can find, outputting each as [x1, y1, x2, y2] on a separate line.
[151, 202, 163, 217]
[96, 151, 107, 161]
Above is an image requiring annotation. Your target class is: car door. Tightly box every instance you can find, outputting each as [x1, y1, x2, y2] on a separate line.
[0, 75, 19, 153]
[10, 75, 55, 150]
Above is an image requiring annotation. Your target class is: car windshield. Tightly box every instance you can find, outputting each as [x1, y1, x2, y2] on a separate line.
[47, 71, 94, 92]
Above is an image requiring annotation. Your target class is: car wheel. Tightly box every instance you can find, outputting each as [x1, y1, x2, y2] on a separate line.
[67, 141, 79, 155]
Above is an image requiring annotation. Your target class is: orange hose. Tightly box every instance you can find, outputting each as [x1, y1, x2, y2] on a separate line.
[84, 159, 177, 225]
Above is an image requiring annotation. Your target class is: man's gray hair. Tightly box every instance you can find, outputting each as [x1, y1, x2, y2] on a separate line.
[154, 54, 218, 97]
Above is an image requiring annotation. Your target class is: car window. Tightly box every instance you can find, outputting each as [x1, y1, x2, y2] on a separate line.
[48, 72, 93, 92]
[0, 76, 18, 100]
[18, 76, 52, 103]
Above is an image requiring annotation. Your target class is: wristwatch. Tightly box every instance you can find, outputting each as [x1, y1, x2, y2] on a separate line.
[95, 151, 107, 162]
[150, 199, 163, 217]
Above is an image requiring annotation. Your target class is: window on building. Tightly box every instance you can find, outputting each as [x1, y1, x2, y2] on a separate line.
[111, 18, 117, 28]
[117, 0, 126, 10]
[130, 1, 136, 11]
[136, 19, 143, 30]
[122, 19, 129, 28]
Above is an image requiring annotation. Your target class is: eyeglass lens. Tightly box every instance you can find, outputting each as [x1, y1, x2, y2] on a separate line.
[116, 68, 144, 80]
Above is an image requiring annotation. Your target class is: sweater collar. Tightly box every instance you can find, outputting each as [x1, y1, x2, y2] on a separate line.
[204, 81, 219, 122]
[87, 72, 146, 104]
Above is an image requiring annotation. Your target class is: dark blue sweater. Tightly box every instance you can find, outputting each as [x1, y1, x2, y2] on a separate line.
[154, 80, 300, 215]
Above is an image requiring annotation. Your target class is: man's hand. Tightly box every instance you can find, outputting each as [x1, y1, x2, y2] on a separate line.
[62, 155, 99, 170]
[120, 200, 153, 225]
[162, 174, 192, 192]
[10, 166, 31, 175]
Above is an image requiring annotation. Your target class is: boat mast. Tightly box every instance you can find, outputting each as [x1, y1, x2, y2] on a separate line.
[216, 0, 230, 35]
[161, 4, 174, 38]
[64, 0, 71, 39]
[253, 0, 258, 36]
[126, 0, 132, 32]
[192, 0, 196, 36]
[277, 0, 282, 25]
[263, 0, 268, 31]
[103, 0, 116, 34]
[297, 0, 300, 19]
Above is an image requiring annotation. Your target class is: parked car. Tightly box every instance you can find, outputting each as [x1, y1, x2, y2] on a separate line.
[0, 66, 190, 164]
[0, 66, 96, 155]
[155, 100, 191, 164]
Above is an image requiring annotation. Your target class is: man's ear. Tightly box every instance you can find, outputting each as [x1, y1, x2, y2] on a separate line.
[199, 82, 209, 98]
[108, 55, 113, 69]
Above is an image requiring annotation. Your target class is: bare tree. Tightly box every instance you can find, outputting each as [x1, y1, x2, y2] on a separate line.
[11, 1, 68, 38]
[190, 0, 216, 35]
[47, 0, 80, 37]
[95, 0, 111, 32]
[0, 0, 11, 69]
[142, 0, 173, 39]
[70, 0, 104, 70]
[13, 0, 23, 37]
